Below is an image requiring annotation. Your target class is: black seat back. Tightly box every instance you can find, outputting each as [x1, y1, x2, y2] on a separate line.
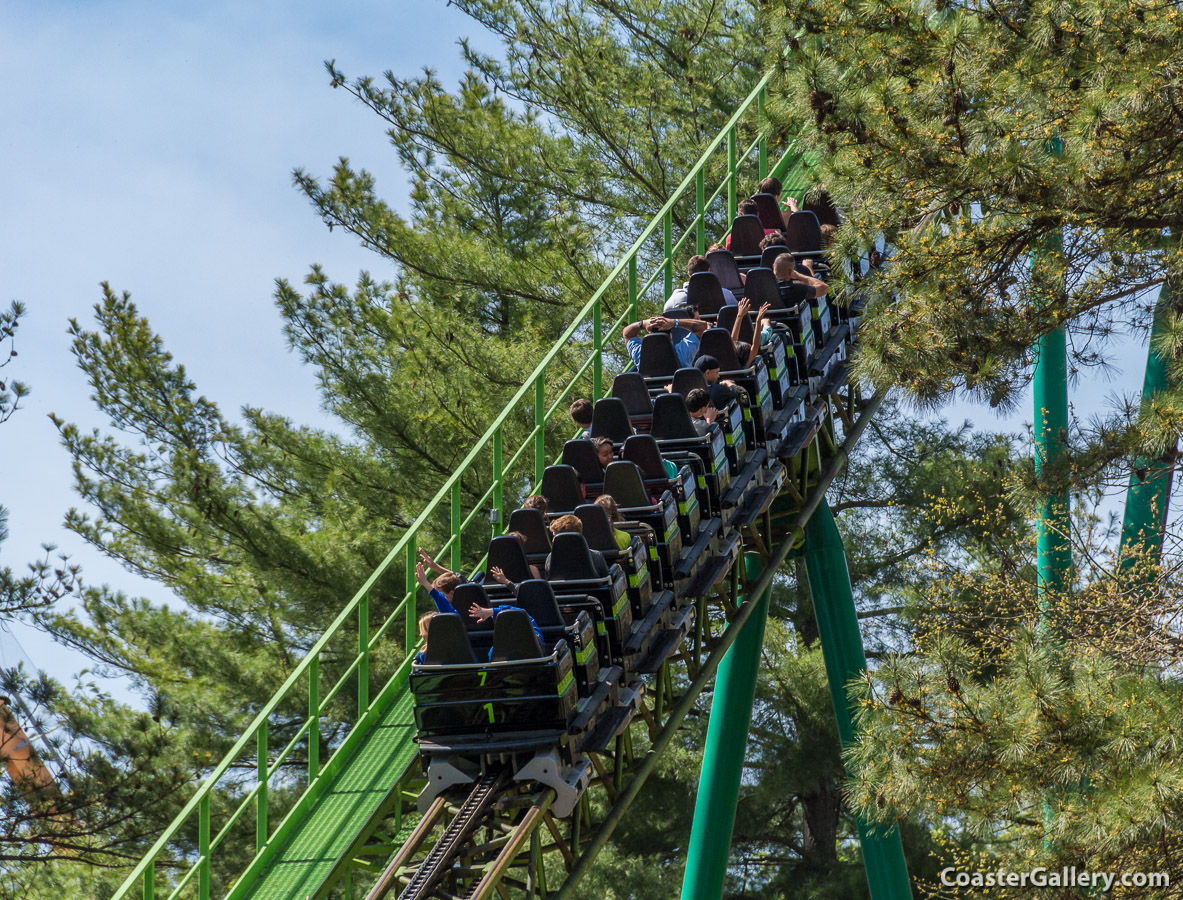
[423, 614, 477, 665]
[706, 249, 744, 297]
[602, 461, 653, 508]
[574, 504, 618, 552]
[672, 367, 709, 398]
[548, 532, 604, 581]
[729, 215, 765, 256]
[590, 397, 633, 443]
[490, 608, 543, 662]
[487, 535, 534, 584]
[611, 373, 653, 417]
[639, 333, 681, 378]
[540, 465, 584, 513]
[743, 267, 783, 310]
[650, 394, 699, 441]
[686, 272, 727, 316]
[513, 579, 566, 628]
[804, 193, 840, 227]
[751, 193, 784, 231]
[785, 211, 823, 254]
[716, 305, 754, 344]
[697, 328, 744, 370]
[622, 434, 670, 481]
[760, 245, 790, 270]
[450, 582, 491, 626]
[562, 440, 605, 485]
[508, 508, 551, 556]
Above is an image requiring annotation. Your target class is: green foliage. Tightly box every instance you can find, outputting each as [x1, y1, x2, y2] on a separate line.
[765, 0, 1183, 421]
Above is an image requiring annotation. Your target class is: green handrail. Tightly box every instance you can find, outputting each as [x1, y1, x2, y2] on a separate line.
[111, 70, 788, 900]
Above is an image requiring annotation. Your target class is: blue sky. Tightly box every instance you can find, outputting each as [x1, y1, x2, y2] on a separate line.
[0, 1, 497, 699]
[0, 2, 1164, 706]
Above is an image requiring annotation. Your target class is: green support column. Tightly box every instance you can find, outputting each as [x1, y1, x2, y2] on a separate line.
[680, 553, 771, 900]
[804, 501, 912, 900]
[1033, 321, 1072, 603]
[1033, 139, 1072, 609]
[1121, 277, 1178, 565]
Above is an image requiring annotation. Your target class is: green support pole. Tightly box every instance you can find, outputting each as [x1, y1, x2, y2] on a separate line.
[1121, 277, 1178, 565]
[1033, 321, 1071, 604]
[627, 255, 638, 324]
[757, 88, 768, 180]
[664, 210, 674, 301]
[1033, 137, 1072, 610]
[804, 501, 912, 900]
[592, 299, 603, 400]
[695, 169, 706, 256]
[726, 126, 738, 224]
[680, 553, 771, 900]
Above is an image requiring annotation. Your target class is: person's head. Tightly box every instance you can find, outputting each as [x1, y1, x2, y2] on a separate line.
[773, 253, 796, 281]
[594, 493, 623, 524]
[570, 398, 593, 428]
[522, 494, 548, 516]
[738, 198, 758, 217]
[432, 572, 462, 600]
[758, 176, 782, 198]
[707, 242, 724, 253]
[820, 223, 837, 247]
[735, 341, 753, 364]
[760, 231, 788, 251]
[418, 611, 437, 643]
[686, 255, 711, 278]
[592, 437, 614, 468]
[550, 514, 583, 536]
[686, 388, 712, 418]
[694, 355, 721, 385]
[507, 530, 528, 549]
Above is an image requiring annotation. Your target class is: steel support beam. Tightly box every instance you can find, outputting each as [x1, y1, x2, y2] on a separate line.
[804, 501, 912, 900]
[680, 552, 771, 900]
[1121, 277, 1178, 566]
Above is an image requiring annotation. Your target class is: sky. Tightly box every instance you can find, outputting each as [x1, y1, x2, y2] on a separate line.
[0, 1, 498, 702]
[0, 2, 1167, 710]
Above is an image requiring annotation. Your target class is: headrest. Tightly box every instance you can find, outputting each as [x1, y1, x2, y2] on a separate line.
[423, 614, 477, 666]
[562, 439, 605, 485]
[639, 332, 681, 378]
[513, 580, 566, 628]
[490, 609, 544, 662]
[508, 508, 551, 555]
[622, 434, 670, 481]
[751, 192, 784, 231]
[686, 272, 726, 315]
[574, 504, 618, 552]
[547, 532, 603, 582]
[697, 328, 743, 370]
[590, 397, 633, 443]
[672, 367, 709, 398]
[540, 465, 583, 513]
[486, 535, 533, 584]
[650, 393, 699, 441]
[451, 582, 491, 629]
[603, 460, 653, 508]
[742, 267, 784, 310]
[611, 373, 653, 416]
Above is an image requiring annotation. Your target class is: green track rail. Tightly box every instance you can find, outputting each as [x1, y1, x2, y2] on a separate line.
[112, 72, 815, 900]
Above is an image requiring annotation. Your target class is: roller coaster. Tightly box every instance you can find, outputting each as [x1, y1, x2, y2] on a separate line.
[108, 74, 916, 900]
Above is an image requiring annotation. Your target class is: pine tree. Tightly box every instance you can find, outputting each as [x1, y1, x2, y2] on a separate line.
[763, 1, 1183, 894]
[764, 0, 1182, 436]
